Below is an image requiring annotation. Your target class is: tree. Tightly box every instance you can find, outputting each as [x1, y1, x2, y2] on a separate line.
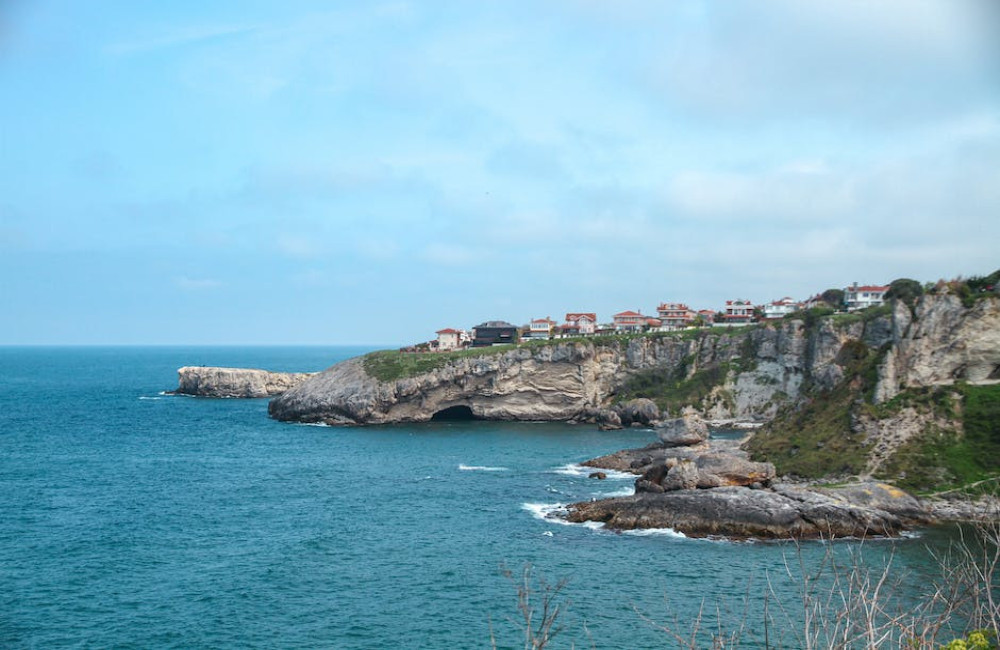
[885, 278, 924, 308]
[820, 289, 845, 309]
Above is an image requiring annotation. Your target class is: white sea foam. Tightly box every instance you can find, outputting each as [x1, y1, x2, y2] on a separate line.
[621, 527, 687, 539]
[521, 503, 603, 530]
[458, 464, 508, 472]
[597, 486, 635, 498]
[138, 396, 162, 401]
[552, 464, 634, 480]
[299, 422, 332, 427]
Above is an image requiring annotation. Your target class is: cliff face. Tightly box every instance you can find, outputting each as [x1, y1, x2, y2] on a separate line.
[268, 295, 999, 427]
[875, 295, 1000, 401]
[174, 367, 316, 398]
[268, 344, 622, 424]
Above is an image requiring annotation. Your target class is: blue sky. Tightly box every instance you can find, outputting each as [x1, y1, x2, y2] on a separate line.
[2, 1, 999, 345]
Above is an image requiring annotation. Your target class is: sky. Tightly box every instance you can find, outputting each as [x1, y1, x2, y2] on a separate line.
[2, 0, 999, 345]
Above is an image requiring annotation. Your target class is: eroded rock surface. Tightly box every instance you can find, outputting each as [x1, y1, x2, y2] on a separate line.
[570, 432, 927, 539]
[174, 367, 315, 398]
[566, 482, 927, 539]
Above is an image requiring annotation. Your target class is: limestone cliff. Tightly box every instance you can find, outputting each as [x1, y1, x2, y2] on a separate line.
[268, 296, 999, 432]
[174, 367, 315, 398]
[875, 295, 1000, 401]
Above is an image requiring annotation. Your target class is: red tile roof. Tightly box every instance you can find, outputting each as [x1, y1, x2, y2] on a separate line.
[614, 310, 643, 318]
[436, 328, 461, 335]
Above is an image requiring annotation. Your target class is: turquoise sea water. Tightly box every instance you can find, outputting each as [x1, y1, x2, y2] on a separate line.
[0, 346, 961, 648]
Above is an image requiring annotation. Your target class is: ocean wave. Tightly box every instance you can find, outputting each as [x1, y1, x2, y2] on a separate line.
[621, 527, 687, 539]
[596, 486, 635, 498]
[138, 396, 162, 401]
[299, 422, 332, 427]
[458, 464, 508, 472]
[521, 503, 603, 530]
[552, 463, 635, 480]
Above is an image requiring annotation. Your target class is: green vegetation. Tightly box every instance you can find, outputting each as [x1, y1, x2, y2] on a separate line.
[829, 303, 893, 327]
[362, 326, 751, 381]
[884, 277, 924, 309]
[927, 269, 1000, 308]
[821, 287, 845, 307]
[617, 361, 731, 416]
[745, 378, 871, 477]
[746, 341, 885, 478]
[363, 346, 517, 381]
[877, 383, 1000, 493]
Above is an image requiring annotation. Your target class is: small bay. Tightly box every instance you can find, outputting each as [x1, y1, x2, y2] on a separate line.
[0, 346, 961, 648]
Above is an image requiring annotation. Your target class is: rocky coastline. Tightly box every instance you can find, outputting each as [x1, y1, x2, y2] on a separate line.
[560, 414, 933, 539]
[180, 294, 999, 539]
[172, 366, 315, 398]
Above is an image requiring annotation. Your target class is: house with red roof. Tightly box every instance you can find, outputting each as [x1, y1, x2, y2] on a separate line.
[723, 300, 756, 325]
[657, 302, 696, 330]
[435, 328, 464, 351]
[563, 312, 597, 335]
[614, 310, 660, 332]
[527, 317, 558, 340]
[762, 297, 803, 320]
[844, 283, 890, 311]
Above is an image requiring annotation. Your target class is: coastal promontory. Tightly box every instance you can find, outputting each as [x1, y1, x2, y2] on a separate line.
[173, 366, 315, 398]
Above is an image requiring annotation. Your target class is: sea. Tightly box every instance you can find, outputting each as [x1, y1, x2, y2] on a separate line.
[0, 346, 966, 648]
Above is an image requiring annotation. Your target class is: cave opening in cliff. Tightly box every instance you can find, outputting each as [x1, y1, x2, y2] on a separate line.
[431, 405, 478, 421]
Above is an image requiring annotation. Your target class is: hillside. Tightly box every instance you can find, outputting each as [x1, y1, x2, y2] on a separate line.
[268, 294, 1000, 491]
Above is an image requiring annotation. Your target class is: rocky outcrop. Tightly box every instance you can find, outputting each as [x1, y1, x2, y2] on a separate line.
[569, 432, 927, 538]
[269, 296, 999, 426]
[269, 345, 622, 424]
[173, 367, 315, 398]
[657, 412, 709, 447]
[565, 482, 928, 539]
[875, 295, 1000, 402]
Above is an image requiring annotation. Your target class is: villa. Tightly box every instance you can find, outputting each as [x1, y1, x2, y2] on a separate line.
[435, 328, 464, 351]
[564, 312, 598, 335]
[844, 283, 890, 311]
[526, 317, 558, 340]
[762, 297, 803, 320]
[723, 300, 756, 325]
[657, 302, 696, 330]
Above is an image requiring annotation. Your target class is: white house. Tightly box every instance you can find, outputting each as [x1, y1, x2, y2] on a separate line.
[844, 283, 889, 311]
[723, 300, 755, 325]
[435, 328, 463, 351]
[657, 303, 695, 330]
[527, 317, 557, 339]
[762, 297, 802, 320]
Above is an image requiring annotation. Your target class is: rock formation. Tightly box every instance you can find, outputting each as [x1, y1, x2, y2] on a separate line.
[567, 430, 928, 539]
[268, 295, 999, 482]
[565, 483, 927, 539]
[173, 367, 315, 398]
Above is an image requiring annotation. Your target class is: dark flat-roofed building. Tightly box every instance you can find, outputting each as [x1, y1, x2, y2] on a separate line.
[471, 320, 519, 347]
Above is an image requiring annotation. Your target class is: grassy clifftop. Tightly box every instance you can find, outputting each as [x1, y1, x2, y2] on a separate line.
[361, 327, 748, 382]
